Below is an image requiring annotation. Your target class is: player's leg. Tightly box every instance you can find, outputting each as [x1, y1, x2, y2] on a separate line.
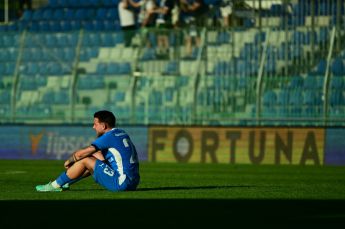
[35, 157, 97, 192]
[92, 160, 132, 192]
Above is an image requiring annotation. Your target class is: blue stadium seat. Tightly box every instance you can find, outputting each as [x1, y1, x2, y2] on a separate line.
[331, 57, 344, 76]
[96, 62, 107, 74]
[330, 77, 344, 90]
[315, 59, 327, 75]
[303, 76, 319, 89]
[277, 89, 289, 106]
[107, 63, 119, 74]
[21, 10, 33, 21]
[100, 33, 116, 46]
[114, 91, 125, 102]
[60, 21, 72, 31]
[305, 31, 317, 44]
[292, 31, 306, 45]
[65, 9, 75, 20]
[0, 90, 11, 104]
[93, 20, 106, 31]
[32, 10, 44, 21]
[96, 8, 107, 20]
[38, 21, 50, 31]
[50, 21, 62, 31]
[118, 62, 131, 74]
[42, 91, 55, 104]
[163, 61, 178, 75]
[48, 0, 59, 7]
[20, 77, 37, 90]
[0, 64, 6, 75]
[164, 87, 174, 103]
[317, 27, 329, 43]
[289, 75, 304, 88]
[26, 62, 40, 75]
[289, 90, 303, 105]
[64, 48, 75, 61]
[141, 48, 156, 61]
[330, 90, 344, 106]
[67, 33, 79, 46]
[303, 90, 322, 106]
[5, 62, 15, 75]
[54, 90, 70, 104]
[70, 20, 82, 30]
[216, 31, 230, 44]
[103, 0, 120, 7]
[263, 90, 277, 107]
[38, 62, 50, 75]
[45, 34, 58, 47]
[0, 50, 7, 61]
[149, 91, 163, 105]
[42, 9, 54, 20]
[105, 8, 119, 20]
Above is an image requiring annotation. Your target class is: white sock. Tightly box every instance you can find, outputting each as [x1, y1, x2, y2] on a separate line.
[51, 180, 61, 188]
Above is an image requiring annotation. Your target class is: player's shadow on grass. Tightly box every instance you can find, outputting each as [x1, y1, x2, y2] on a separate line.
[136, 185, 253, 192]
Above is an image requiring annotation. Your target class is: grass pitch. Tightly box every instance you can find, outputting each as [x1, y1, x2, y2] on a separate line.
[0, 160, 344, 200]
[0, 160, 344, 227]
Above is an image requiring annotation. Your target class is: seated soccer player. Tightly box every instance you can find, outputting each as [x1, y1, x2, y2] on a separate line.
[35, 110, 140, 192]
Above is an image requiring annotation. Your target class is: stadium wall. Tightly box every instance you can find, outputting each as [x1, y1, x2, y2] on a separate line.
[0, 125, 344, 165]
[0, 125, 148, 161]
[149, 126, 345, 166]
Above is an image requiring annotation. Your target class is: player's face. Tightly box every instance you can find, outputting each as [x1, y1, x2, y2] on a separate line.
[93, 118, 106, 137]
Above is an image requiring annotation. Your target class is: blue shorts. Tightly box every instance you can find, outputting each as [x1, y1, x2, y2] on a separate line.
[93, 160, 139, 192]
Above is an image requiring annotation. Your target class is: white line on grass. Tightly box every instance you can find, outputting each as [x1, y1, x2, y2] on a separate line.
[0, 171, 27, 175]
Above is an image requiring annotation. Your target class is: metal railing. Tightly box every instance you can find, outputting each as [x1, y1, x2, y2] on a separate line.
[0, 0, 345, 126]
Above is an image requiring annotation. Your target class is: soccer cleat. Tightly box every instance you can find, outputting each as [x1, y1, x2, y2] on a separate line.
[35, 181, 63, 192]
[62, 183, 70, 190]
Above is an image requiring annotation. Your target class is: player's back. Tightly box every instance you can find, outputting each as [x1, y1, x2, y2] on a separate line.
[102, 128, 140, 180]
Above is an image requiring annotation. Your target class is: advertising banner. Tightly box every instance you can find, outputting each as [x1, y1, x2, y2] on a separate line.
[325, 128, 345, 165]
[149, 127, 325, 165]
[0, 125, 148, 161]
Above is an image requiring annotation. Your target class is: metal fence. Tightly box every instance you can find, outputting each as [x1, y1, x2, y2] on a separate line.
[0, 0, 345, 126]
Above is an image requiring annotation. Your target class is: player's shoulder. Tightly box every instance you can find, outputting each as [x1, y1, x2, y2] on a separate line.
[109, 128, 128, 137]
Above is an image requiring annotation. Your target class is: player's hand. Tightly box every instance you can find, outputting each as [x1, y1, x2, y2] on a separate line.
[64, 160, 73, 169]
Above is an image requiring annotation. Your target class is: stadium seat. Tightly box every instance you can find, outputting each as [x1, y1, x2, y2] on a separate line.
[54, 90, 70, 104]
[330, 90, 344, 106]
[163, 61, 178, 75]
[289, 75, 304, 89]
[0, 90, 11, 104]
[96, 62, 107, 74]
[330, 77, 344, 90]
[48, 0, 59, 8]
[100, 33, 116, 46]
[141, 48, 156, 61]
[315, 59, 327, 75]
[106, 62, 119, 75]
[263, 90, 277, 107]
[32, 10, 44, 21]
[21, 10, 33, 21]
[303, 77, 316, 91]
[331, 58, 344, 76]
[303, 90, 321, 106]
[118, 62, 131, 75]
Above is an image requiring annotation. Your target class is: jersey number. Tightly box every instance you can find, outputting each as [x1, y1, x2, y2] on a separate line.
[123, 138, 138, 164]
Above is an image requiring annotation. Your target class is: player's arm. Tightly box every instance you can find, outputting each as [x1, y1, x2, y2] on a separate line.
[65, 145, 97, 168]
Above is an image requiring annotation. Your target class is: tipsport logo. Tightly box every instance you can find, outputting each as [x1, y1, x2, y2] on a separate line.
[29, 130, 93, 159]
[29, 130, 45, 156]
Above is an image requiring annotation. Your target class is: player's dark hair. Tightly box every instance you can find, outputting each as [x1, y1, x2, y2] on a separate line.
[94, 110, 116, 128]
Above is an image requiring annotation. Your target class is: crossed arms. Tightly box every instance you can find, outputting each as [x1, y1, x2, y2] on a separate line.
[64, 145, 98, 168]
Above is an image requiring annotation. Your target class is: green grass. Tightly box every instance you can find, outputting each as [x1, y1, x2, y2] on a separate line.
[0, 160, 344, 200]
[0, 160, 344, 227]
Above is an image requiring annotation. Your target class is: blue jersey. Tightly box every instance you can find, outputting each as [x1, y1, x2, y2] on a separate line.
[91, 128, 140, 187]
